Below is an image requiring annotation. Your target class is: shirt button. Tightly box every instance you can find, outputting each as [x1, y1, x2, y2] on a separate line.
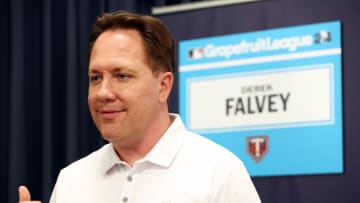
[122, 196, 128, 202]
[127, 176, 133, 182]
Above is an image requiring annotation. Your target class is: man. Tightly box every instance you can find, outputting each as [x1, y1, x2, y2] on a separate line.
[19, 11, 261, 203]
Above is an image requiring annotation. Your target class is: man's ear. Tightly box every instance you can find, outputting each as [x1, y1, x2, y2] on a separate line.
[158, 72, 174, 103]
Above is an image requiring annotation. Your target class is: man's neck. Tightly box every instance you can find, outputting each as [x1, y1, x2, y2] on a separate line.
[112, 114, 174, 166]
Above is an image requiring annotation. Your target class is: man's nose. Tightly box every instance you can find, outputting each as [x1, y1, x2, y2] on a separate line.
[97, 80, 116, 101]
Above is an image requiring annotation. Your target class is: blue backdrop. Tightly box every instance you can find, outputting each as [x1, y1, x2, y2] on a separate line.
[158, 0, 360, 202]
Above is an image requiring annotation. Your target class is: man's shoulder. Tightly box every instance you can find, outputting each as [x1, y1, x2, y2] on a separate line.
[182, 131, 242, 164]
[61, 143, 112, 173]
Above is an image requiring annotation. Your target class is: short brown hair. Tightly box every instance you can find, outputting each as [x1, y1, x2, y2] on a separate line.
[88, 11, 175, 74]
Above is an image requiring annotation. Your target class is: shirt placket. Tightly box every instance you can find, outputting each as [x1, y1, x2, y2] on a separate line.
[120, 166, 136, 203]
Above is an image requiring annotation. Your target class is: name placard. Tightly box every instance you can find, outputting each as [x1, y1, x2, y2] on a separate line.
[179, 21, 343, 176]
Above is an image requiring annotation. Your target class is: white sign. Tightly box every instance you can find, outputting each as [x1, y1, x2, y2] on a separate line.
[187, 64, 333, 132]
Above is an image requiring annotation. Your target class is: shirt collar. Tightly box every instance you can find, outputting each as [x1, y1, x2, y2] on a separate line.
[100, 143, 123, 174]
[141, 113, 186, 167]
[102, 114, 187, 174]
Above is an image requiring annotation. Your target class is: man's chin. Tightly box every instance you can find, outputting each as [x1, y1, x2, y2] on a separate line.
[98, 127, 120, 140]
[101, 131, 119, 140]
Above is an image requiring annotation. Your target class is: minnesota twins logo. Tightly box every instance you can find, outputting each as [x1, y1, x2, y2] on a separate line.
[246, 135, 269, 163]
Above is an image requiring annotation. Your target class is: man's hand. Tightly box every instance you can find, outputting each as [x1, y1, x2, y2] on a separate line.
[18, 185, 42, 203]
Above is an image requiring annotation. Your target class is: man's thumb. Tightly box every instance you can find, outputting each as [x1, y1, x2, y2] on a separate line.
[18, 185, 31, 202]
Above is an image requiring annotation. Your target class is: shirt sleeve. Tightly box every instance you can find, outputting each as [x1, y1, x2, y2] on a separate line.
[49, 179, 57, 203]
[211, 159, 261, 203]
[49, 170, 62, 203]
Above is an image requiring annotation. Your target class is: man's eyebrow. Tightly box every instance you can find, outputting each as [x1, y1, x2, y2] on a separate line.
[113, 67, 136, 74]
[88, 67, 135, 74]
[88, 69, 99, 74]
[113, 68, 123, 72]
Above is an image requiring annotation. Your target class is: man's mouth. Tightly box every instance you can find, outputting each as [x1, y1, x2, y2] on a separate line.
[99, 109, 126, 119]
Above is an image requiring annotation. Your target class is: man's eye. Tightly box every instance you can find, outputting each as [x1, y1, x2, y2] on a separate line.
[118, 74, 130, 80]
[89, 75, 101, 83]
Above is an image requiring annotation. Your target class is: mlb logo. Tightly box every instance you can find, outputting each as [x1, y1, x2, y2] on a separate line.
[246, 136, 269, 163]
[188, 48, 204, 59]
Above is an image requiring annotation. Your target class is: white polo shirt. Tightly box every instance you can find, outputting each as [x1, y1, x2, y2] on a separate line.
[50, 114, 261, 203]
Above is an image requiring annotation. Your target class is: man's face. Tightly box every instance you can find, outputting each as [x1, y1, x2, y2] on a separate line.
[88, 29, 169, 146]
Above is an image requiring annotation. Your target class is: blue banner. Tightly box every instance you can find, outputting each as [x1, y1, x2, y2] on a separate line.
[179, 21, 343, 177]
